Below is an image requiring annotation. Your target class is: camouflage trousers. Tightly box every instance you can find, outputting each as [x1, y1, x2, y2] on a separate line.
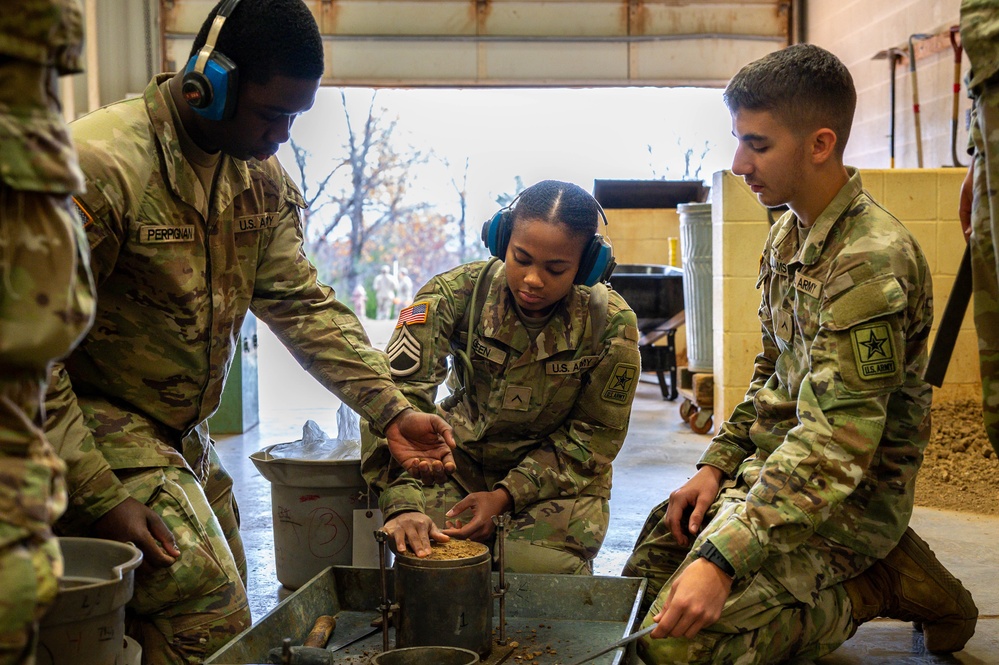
[0, 536, 61, 665]
[0, 379, 68, 665]
[969, 76, 999, 458]
[622, 483, 875, 664]
[115, 448, 249, 665]
[421, 474, 609, 575]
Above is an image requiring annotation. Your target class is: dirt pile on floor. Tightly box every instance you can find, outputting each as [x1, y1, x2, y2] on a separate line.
[916, 398, 999, 515]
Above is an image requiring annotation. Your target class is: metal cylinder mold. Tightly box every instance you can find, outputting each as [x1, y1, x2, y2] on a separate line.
[394, 541, 493, 657]
[369, 646, 480, 665]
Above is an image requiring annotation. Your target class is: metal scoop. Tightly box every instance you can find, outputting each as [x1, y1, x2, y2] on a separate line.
[564, 623, 656, 665]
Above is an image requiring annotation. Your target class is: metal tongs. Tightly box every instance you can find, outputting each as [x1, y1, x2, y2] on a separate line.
[565, 623, 655, 665]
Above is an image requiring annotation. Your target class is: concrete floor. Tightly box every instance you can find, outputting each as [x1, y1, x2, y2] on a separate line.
[215, 319, 999, 664]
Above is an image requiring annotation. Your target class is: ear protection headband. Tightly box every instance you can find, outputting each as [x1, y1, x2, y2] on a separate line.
[182, 0, 241, 121]
[480, 192, 616, 287]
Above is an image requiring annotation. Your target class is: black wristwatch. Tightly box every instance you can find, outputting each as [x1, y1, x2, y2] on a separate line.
[698, 542, 736, 578]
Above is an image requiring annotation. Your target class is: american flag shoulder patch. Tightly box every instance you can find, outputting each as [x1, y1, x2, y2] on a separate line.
[72, 196, 94, 228]
[396, 301, 430, 328]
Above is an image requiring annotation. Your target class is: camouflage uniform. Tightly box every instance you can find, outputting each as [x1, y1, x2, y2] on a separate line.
[0, 3, 96, 663]
[962, 1, 999, 457]
[362, 260, 641, 574]
[44, 74, 415, 665]
[623, 168, 934, 664]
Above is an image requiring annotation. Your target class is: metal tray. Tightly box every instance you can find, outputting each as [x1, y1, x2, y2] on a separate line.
[207, 566, 646, 665]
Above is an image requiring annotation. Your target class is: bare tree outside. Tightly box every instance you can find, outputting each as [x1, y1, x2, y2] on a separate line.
[441, 156, 471, 263]
[647, 138, 714, 182]
[289, 90, 434, 298]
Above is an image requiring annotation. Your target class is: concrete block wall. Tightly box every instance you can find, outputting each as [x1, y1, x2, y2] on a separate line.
[712, 168, 979, 432]
[602, 208, 681, 267]
[807, 0, 969, 172]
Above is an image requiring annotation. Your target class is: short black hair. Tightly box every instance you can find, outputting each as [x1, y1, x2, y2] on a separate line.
[191, 0, 324, 85]
[511, 180, 601, 240]
[723, 44, 856, 155]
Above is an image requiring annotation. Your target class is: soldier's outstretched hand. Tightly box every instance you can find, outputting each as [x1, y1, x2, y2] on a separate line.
[385, 409, 457, 485]
[442, 488, 512, 542]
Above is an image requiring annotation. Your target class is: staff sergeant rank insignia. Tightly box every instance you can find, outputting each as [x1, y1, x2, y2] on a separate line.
[850, 321, 896, 379]
[387, 325, 422, 377]
[602, 362, 638, 404]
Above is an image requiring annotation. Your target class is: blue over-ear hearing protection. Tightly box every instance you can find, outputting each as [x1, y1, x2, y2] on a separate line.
[480, 194, 616, 287]
[182, 0, 241, 121]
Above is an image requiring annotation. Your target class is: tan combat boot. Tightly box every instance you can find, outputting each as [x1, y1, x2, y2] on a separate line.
[843, 527, 977, 653]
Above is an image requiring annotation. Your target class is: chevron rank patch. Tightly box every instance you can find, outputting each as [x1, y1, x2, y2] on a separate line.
[502, 386, 532, 411]
[850, 321, 896, 380]
[387, 325, 422, 377]
[602, 362, 638, 404]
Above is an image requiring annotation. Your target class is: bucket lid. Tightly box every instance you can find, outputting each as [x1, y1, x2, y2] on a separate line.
[677, 201, 712, 213]
[250, 445, 365, 488]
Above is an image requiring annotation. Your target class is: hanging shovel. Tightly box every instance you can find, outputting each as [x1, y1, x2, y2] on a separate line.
[950, 26, 966, 168]
[908, 33, 932, 167]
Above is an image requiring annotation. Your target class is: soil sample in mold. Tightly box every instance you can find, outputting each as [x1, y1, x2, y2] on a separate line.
[397, 539, 488, 561]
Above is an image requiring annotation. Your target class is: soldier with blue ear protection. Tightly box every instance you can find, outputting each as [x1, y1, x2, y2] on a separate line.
[43, 2, 457, 663]
[363, 179, 642, 575]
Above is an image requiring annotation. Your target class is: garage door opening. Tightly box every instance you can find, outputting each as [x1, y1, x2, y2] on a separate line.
[255, 85, 736, 430]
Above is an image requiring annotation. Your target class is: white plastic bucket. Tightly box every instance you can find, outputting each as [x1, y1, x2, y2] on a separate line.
[38, 537, 142, 665]
[250, 446, 378, 589]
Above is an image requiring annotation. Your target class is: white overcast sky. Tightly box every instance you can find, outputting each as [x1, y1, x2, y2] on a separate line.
[279, 86, 738, 227]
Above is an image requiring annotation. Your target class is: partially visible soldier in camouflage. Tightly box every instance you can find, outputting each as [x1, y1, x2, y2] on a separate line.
[623, 45, 978, 664]
[362, 180, 641, 575]
[0, 1, 96, 662]
[40, 1, 454, 663]
[959, 1, 999, 457]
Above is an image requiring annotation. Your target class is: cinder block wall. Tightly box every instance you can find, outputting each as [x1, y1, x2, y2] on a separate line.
[602, 208, 681, 267]
[712, 168, 978, 431]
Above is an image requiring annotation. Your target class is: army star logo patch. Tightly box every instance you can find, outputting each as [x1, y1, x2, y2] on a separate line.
[602, 363, 639, 404]
[387, 325, 422, 377]
[850, 322, 896, 380]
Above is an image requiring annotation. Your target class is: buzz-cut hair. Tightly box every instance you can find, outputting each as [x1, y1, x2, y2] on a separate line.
[723, 44, 856, 156]
[191, 0, 324, 85]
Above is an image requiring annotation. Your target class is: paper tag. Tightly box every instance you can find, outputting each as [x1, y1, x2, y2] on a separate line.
[353, 508, 388, 567]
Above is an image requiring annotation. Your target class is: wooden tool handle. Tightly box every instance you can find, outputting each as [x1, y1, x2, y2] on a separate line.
[302, 614, 336, 648]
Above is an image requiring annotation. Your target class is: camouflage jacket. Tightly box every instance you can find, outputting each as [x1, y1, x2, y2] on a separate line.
[362, 260, 641, 519]
[699, 168, 933, 579]
[0, 0, 85, 194]
[45, 74, 413, 530]
[961, 0, 999, 90]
